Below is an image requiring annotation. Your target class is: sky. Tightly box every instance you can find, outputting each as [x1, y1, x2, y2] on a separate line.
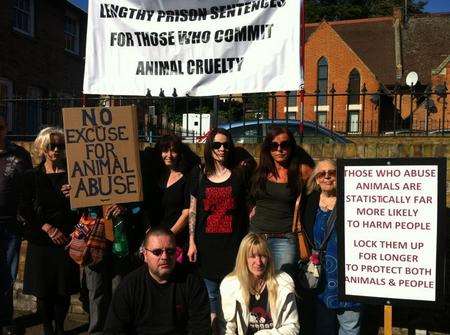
[69, 0, 450, 13]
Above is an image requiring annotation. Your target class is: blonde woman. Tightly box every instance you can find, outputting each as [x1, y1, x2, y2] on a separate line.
[302, 159, 361, 335]
[219, 233, 299, 335]
[20, 127, 79, 335]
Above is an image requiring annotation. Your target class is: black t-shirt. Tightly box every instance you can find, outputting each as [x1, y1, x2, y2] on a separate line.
[247, 288, 273, 335]
[190, 168, 248, 281]
[160, 175, 190, 229]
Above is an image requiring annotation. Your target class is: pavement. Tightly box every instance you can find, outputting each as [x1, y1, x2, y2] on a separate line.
[12, 311, 88, 335]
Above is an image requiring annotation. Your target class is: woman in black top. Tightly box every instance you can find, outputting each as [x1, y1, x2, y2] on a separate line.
[20, 127, 79, 335]
[152, 135, 199, 257]
[187, 128, 249, 328]
[250, 126, 313, 270]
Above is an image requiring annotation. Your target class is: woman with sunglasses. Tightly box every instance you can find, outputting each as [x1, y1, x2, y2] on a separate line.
[20, 127, 79, 335]
[187, 128, 249, 330]
[302, 159, 361, 335]
[250, 126, 312, 270]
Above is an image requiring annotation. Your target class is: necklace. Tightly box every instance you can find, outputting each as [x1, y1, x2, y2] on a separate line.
[254, 280, 266, 301]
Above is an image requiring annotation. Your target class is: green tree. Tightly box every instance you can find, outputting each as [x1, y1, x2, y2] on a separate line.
[305, 0, 428, 23]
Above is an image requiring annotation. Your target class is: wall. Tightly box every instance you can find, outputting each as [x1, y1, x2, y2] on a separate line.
[0, 0, 87, 132]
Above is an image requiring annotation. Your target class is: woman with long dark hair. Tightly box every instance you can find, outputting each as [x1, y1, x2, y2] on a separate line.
[187, 128, 249, 329]
[152, 134, 199, 258]
[250, 126, 312, 270]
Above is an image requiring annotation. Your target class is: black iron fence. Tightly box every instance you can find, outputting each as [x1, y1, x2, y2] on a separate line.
[1, 85, 448, 143]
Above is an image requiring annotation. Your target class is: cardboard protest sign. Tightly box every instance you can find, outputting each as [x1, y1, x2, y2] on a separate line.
[337, 158, 446, 306]
[62, 106, 143, 209]
[83, 0, 303, 96]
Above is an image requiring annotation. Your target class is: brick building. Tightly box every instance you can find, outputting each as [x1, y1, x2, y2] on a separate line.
[0, 0, 87, 134]
[272, 10, 450, 134]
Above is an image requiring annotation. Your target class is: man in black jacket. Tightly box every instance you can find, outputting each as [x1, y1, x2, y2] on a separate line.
[0, 115, 32, 335]
[104, 227, 211, 335]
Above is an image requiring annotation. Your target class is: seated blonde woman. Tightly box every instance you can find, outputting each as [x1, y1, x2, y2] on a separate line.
[219, 233, 299, 335]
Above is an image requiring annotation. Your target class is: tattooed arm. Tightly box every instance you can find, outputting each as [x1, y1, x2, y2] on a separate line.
[187, 195, 198, 263]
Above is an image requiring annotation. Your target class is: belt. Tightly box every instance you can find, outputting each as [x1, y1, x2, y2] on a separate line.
[262, 232, 294, 239]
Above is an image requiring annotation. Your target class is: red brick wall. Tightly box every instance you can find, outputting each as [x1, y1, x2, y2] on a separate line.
[273, 22, 381, 134]
[0, 0, 86, 130]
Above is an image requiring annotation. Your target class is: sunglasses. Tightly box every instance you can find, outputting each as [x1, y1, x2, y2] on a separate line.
[211, 141, 230, 150]
[144, 247, 176, 257]
[47, 143, 65, 151]
[316, 169, 336, 179]
[270, 140, 290, 151]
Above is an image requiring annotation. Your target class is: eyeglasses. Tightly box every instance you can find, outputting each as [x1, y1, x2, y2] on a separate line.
[270, 140, 290, 151]
[211, 141, 230, 150]
[144, 247, 176, 257]
[316, 169, 336, 179]
[47, 143, 65, 151]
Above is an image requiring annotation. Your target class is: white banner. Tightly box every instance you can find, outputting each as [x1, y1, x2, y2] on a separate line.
[343, 165, 439, 301]
[83, 0, 303, 96]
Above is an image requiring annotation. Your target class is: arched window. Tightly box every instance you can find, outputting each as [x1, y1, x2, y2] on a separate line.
[317, 57, 328, 106]
[348, 69, 361, 105]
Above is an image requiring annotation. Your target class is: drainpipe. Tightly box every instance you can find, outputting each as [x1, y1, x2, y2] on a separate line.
[393, 7, 403, 81]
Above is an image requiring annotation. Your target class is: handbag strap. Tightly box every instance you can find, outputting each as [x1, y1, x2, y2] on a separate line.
[292, 193, 314, 248]
[317, 207, 337, 251]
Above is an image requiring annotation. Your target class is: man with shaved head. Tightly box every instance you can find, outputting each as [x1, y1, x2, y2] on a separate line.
[104, 227, 211, 335]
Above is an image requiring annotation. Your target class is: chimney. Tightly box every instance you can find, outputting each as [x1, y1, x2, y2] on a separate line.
[393, 7, 403, 80]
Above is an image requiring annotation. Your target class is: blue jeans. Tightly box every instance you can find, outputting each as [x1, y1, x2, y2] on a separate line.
[203, 278, 220, 315]
[0, 225, 21, 326]
[315, 298, 361, 335]
[266, 235, 298, 270]
[337, 309, 361, 335]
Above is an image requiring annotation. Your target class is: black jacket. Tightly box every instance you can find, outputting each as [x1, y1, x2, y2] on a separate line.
[19, 164, 77, 244]
[104, 265, 211, 335]
[0, 140, 32, 231]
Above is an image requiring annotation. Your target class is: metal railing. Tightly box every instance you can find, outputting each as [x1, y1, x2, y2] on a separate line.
[1, 83, 448, 142]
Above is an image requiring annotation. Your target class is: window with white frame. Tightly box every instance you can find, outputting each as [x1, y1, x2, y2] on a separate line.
[288, 91, 297, 108]
[64, 14, 80, 55]
[13, 0, 34, 36]
[284, 91, 298, 116]
[348, 111, 360, 133]
[317, 112, 327, 126]
[0, 79, 14, 130]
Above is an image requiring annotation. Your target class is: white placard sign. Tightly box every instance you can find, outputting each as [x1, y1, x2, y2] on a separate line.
[343, 165, 439, 301]
[83, 0, 303, 96]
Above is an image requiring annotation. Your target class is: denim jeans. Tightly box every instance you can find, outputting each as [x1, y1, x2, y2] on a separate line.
[266, 234, 298, 271]
[0, 225, 21, 326]
[203, 278, 220, 315]
[84, 260, 122, 335]
[314, 298, 361, 335]
[337, 309, 361, 335]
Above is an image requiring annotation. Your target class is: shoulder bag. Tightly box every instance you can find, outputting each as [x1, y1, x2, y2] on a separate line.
[292, 194, 311, 261]
[297, 207, 337, 290]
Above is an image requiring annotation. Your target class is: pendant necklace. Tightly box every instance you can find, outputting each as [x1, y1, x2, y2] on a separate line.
[254, 281, 265, 301]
